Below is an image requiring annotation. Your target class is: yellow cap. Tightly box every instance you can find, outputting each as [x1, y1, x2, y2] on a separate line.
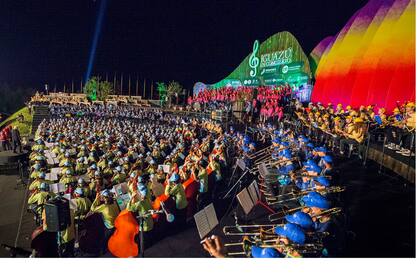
[393, 108, 400, 113]
[346, 105, 352, 110]
[354, 118, 364, 123]
[334, 116, 341, 121]
[406, 102, 415, 108]
[346, 115, 353, 120]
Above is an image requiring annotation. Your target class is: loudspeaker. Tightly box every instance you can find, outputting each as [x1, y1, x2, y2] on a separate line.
[44, 198, 70, 232]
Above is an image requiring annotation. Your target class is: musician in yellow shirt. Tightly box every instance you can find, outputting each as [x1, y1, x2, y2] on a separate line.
[339, 118, 365, 157]
[397, 102, 416, 156]
[90, 189, 120, 253]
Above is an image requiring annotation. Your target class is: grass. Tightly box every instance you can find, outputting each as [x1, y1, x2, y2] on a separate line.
[0, 107, 33, 136]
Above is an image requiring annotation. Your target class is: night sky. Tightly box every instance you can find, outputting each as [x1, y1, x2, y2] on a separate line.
[0, 0, 368, 91]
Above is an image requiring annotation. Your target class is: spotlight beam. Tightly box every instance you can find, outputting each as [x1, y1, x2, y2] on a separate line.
[85, 0, 108, 83]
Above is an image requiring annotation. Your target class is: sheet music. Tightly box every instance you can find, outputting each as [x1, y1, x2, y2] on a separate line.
[159, 164, 171, 174]
[194, 210, 211, 239]
[113, 182, 128, 197]
[116, 193, 131, 211]
[50, 167, 62, 175]
[204, 203, 218, 230]
[248, 180, 260, 202]
[50, 183, 66, 194]
[45, 142, 55, 148]
[237, 188, 255, 215]
[45, 172, 58, 181]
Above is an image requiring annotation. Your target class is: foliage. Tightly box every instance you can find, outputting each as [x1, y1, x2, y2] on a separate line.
[0, 107, 33, 136]
[166, 81, 184, 98]
[156, 82, 167, 101]
[84, 76, 113, 101]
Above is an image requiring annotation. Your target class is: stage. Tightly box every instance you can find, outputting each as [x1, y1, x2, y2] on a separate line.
[367, 143, 415, 183]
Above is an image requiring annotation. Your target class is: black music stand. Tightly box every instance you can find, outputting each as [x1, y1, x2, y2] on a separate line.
[222, 158, 247, 199]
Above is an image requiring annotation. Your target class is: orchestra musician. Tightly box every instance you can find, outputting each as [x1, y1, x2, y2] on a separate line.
[89, 189, 120, 253]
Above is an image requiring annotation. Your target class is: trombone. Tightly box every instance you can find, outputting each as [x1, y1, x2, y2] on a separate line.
[250, 157, 299, 174]
[268, 207, 342, 222]
[225, 237, 324, 256]
[247, 146, 274, 159]
[266, 186, 346, 205]
[223, 223, 330, 239]
[223, 223, 284, 236]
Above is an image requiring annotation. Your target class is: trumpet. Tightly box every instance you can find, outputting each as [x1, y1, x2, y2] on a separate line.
[268, 207, 342, 222]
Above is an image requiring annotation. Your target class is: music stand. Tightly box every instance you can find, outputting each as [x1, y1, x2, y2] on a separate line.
[222, 158, 249, 199]
[194, 203, 219, 239]
[236, 180, 275, 216]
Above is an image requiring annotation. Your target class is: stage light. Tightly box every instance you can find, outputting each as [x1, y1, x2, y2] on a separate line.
[85, 0, 108, 83]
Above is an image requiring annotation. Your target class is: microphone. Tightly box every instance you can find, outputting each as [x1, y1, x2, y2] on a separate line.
[160, 202, 175, 223]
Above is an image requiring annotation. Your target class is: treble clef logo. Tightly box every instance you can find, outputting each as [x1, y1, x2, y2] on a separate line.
[249, 40, 260, 77]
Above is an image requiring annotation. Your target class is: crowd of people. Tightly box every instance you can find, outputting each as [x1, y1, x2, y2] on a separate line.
[21, 89, 415, 258]
[188, 85, 292, 123]
[293, 101, 416, 157]
[0, 125, 23, 153]
[27, 104, 231, 257]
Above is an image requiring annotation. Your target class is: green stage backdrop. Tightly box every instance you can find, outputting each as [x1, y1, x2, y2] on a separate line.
[194, 31, 312, 94]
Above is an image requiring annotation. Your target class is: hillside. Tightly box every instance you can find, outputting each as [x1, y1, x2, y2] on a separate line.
[0, 107, 33, 137]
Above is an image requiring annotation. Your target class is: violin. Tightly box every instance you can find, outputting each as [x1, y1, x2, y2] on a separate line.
[107, 209, 139, 258]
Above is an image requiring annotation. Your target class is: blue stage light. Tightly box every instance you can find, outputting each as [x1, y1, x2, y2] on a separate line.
[85, 0, 108, 83]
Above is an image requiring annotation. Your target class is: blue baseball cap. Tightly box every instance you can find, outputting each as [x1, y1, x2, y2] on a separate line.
[322, 155, 333, 163]
[315, 146, 328, 153]
[74, 187, 84, 195]
[274, 223, 306, 244]
[273, 137, 281, 144]
[301, 192, 330, 209]
[100, 189, 111, 197]
[39, 182, 49, 191]
[304, 159, 317, 167]
[306, 165, 321, 173]
[314, 176, 331, 187]
[285, 211, 314, 229]
[169, 173, 180, 182]
[306, 142, 314, 148]
[282, 149, 292, 159]
[251, 246, 282, 258]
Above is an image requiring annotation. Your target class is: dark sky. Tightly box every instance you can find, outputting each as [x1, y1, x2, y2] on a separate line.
[0, 0, 368, 91]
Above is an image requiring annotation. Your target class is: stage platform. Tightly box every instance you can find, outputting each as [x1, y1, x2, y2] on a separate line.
[367, 143, 415, 183]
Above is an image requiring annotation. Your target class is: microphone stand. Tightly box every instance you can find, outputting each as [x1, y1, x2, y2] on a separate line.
[137, 209, 163, 258]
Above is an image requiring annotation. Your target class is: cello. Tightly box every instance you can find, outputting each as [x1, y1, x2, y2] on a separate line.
[107, 209, 139, 258]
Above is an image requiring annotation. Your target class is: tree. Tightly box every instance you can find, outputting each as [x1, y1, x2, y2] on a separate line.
[166, 81, 184, 105]
[84, 76, 113, 101]
[156, 82, 167, 106]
